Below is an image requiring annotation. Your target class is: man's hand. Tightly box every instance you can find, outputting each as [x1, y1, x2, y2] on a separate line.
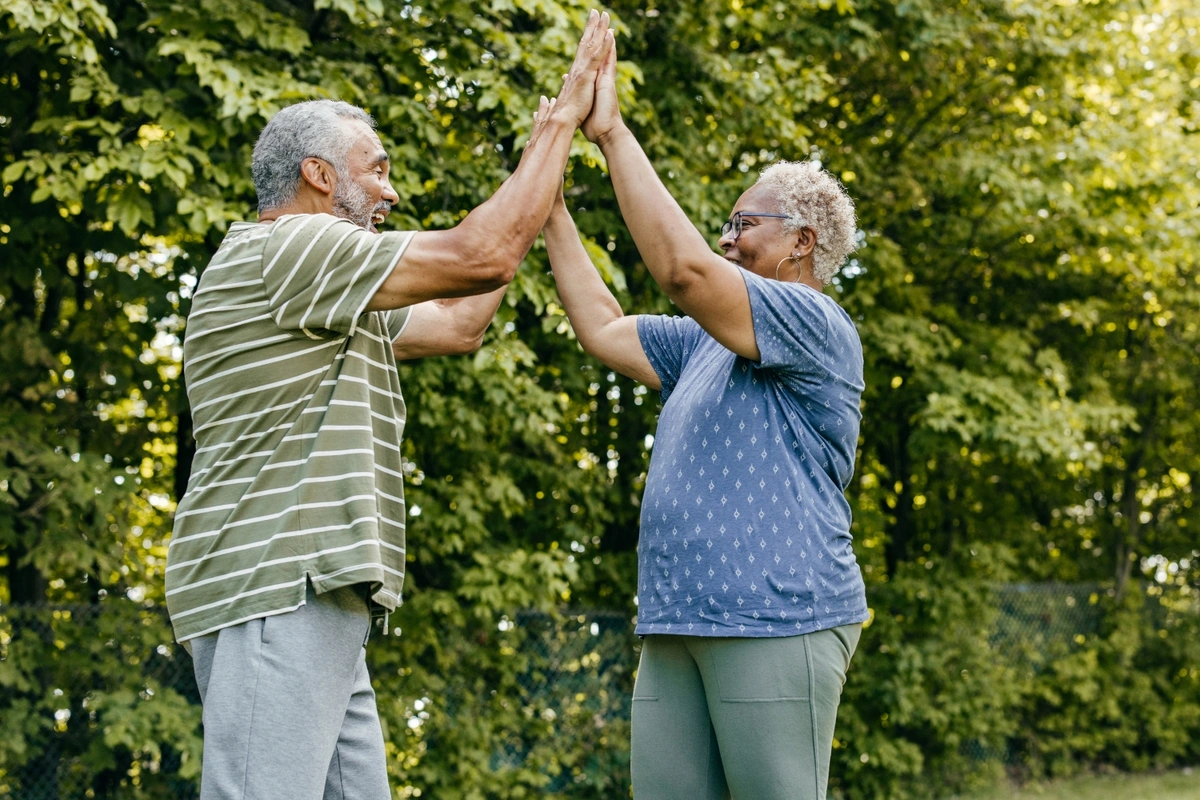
[552, 10, 614, 128]
[581, 33, 624, 146]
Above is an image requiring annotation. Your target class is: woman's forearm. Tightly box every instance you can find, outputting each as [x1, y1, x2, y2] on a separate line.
[544, 201, 662, 389]
[543, 203, 627, 351]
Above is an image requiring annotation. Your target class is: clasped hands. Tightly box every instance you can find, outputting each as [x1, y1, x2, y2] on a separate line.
[526, 10, 626, 160]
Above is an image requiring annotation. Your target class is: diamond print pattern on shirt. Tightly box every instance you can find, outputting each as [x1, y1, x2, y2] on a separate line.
[635, 271, 869, 638]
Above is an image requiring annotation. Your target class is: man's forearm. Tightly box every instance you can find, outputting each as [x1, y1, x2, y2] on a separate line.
[598, 126, 716, 294]
[456, 117, 578, 271]
[392, 285, 509, 361]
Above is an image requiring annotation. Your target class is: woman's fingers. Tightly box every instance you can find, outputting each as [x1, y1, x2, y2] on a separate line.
[529, 95, 550, 148]
[597, 30, 616, 87]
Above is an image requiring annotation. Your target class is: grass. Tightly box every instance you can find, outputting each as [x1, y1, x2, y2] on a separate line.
[958, 768, 1200, 800]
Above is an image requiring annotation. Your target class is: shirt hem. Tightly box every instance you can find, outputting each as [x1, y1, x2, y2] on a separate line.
[170, 568, 402, 643]
[634, 607, 869, 639]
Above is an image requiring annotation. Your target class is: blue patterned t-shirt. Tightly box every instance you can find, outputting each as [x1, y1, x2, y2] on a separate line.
[635, 270, 868, 637]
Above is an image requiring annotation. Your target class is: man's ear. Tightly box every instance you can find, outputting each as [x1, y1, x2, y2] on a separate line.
[299, 157, 336, 196]
[794, 227, 817, 258]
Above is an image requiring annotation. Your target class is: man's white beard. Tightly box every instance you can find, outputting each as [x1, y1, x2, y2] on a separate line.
[332, 177, 374, 230]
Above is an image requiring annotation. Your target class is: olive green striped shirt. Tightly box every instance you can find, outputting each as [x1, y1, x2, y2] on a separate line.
[167, 213, 414, 642]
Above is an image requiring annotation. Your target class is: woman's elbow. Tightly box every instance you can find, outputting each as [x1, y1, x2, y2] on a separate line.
[658, 257, 704, 299]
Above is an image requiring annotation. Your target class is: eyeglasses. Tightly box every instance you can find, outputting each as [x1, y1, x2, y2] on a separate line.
[720, 212, 790, 241]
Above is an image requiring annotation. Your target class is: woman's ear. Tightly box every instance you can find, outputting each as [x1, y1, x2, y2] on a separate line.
[299, 157, 336, 196]
[794, 227, 817, 257]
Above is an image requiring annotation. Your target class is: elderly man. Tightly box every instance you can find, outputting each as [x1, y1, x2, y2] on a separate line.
[165, 12, 613, 799]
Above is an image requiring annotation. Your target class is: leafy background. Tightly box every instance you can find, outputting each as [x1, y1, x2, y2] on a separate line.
[0, 0, 1198, 797]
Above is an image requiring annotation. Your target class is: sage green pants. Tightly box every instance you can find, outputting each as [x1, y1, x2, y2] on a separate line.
[630, 624, 861, 800]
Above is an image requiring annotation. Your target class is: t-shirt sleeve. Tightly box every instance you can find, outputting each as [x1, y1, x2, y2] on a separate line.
[743, 270, 857, 387]
[261, 214, 415, 338]
[636, 313, 705, 402]
[384, 306, 413, 341]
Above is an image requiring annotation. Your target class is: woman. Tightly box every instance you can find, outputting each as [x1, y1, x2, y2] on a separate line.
[542, 43, 867, 800]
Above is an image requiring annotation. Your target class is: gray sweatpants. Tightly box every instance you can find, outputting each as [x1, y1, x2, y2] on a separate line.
[187, 582, 390, 800]
[630, 624, 862, 800]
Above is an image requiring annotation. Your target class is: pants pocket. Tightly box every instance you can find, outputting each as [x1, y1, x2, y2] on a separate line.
[632, 642, 659, 701]
[830, 623, 862, 673]
[711, 636, 813, 702]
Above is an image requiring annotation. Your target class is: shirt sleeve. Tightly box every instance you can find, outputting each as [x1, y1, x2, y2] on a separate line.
[261, 214, 415, 338]
[742, 270, 862, 390]
[383, 306, 413, 341]
[636, 313, 705, 402]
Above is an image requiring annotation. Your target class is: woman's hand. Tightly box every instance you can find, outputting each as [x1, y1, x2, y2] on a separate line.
[581, 33, 625, 146]
[525, 95, 556, 153]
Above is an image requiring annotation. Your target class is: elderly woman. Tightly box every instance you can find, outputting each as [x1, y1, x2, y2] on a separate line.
[542, 45, 867, 800]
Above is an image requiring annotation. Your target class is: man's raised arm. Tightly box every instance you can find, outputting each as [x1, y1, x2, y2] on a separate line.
[367, 10, 615, 312]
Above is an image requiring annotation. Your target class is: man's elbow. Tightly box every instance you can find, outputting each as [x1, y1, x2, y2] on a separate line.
[392, 331, 485, 360]
[452, 331, 487, 355]
[463, 242, 521, 291]
[487, 261, 519, 290]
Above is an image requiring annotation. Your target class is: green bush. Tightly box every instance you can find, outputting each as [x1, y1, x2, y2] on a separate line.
[831, 560, 1018, 799]
[1009, 591, 1200, 779]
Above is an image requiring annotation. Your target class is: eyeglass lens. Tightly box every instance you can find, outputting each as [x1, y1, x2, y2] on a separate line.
[720, 213, 743, 238]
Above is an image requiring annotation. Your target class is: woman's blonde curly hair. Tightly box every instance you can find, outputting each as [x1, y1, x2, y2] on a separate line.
[755, 160, 858, 285]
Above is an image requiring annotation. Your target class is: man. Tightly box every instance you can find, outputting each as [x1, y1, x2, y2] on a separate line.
[165, 12, 614, 799]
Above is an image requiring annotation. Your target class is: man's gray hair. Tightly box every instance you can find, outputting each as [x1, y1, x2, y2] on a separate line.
[251, 100, 376, 213]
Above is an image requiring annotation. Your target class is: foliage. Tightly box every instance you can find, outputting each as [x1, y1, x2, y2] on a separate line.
[1, 0, 1198, 797]
[831, 552, 1018, 798]
[0, 604, 201, 796]
[1008, 590, 1200, 780]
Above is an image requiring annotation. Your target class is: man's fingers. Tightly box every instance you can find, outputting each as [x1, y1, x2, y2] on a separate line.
[556, 9, 613, 118]
[533, 96, 555, 125]
[574, 9, 599, 56]
[574, 10, 610, 65]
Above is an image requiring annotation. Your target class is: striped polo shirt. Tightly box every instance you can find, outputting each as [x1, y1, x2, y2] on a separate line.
[166, 213, 414, 642]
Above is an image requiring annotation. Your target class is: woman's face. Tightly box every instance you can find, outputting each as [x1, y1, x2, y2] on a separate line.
[718, 183, 813, 283]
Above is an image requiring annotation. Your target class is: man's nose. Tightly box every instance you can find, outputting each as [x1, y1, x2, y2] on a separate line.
[382, 181, 400, 205]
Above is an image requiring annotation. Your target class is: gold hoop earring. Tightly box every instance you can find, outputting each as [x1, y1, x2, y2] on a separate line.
[775, 255, 802, 283]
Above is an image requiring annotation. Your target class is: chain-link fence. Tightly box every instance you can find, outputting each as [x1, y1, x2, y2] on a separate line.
[1, 584, 1192, 799]
[991, 582, 1105, 655]
[0, 602, 201, 800]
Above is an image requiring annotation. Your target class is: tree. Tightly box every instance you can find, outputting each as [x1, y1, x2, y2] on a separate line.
[2, 0, 1197, 796]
